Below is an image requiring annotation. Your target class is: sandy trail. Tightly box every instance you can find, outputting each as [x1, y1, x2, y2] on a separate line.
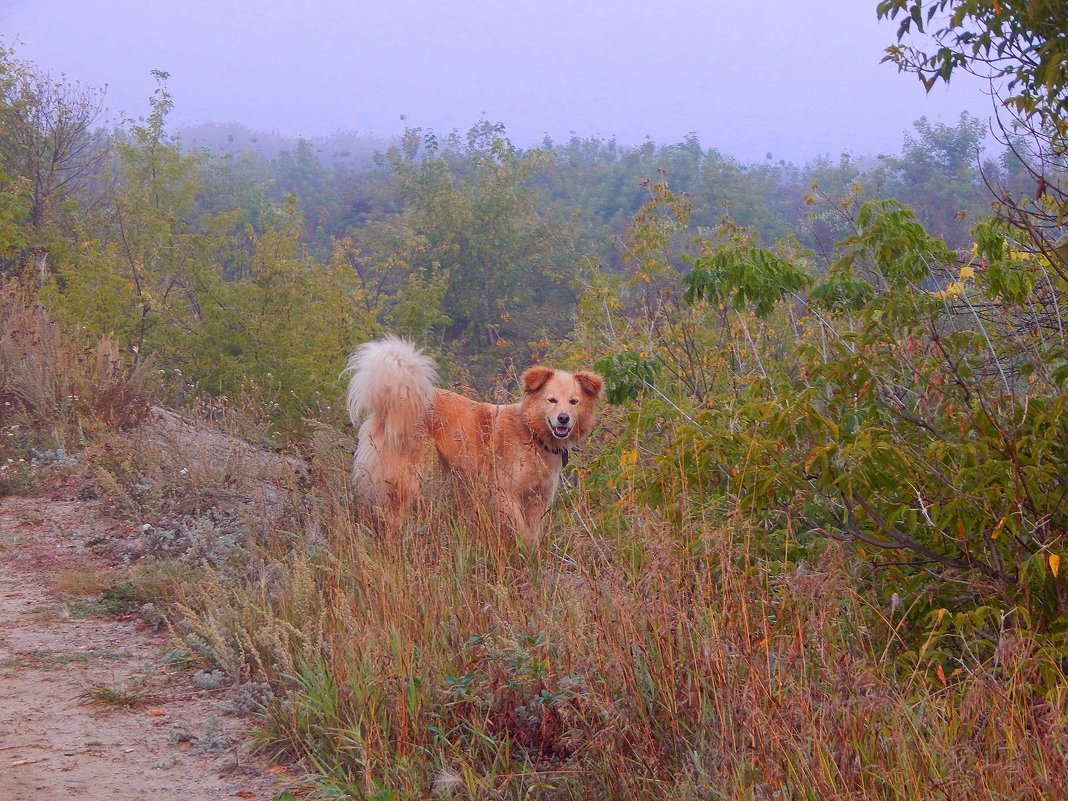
[0, 492, 283, 801]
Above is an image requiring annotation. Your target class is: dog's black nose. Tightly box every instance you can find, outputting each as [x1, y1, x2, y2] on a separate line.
[557, 412, 570, 425]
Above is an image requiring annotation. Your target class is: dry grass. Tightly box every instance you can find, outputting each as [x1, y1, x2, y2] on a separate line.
[56, 569, 115, 597]
[162, 447, 1068, 801]
[0, 279, 152, 453]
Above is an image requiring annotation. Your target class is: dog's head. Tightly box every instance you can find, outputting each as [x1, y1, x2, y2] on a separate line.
[520, 366, 604, 445]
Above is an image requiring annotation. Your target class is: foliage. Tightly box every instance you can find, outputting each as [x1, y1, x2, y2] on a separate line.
[682, 244, 811, 316]
[121, 400, 1068, 801]
[878, 0, 1068, 134]
[34, 71, 375, 435]
[836, 198, 957, 287]
[876, 113, 993, 245]
[1, 16, 1067, 801]
[0, 43, 108, 266]
[596, 185, 1068, 657]
[595, 351, 659, 405]
[188, 195, 375, 432]
[0, 167, 29, 259]
[383, 121, 578, 376]
[878, 0, 1068, 294]
[808, 267, 876, 311]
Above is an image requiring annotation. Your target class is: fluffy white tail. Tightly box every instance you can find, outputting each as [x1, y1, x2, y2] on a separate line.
[345, 337, 437, 508]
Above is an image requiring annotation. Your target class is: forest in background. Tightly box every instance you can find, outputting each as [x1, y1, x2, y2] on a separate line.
[2, 1, 1068, 797]
[0, 38, 1035, 429]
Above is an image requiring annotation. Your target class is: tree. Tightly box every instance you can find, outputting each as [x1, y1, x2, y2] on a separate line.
[109, 70, 211, 360]
[875, 112, 990, 246]
[879, 0, 1068, 285]
[877, 0, 1068, 132]
[385, 122, 577, 376]
[189, 193, 374, 432]
[0, 45, 108, 267]
[0, 167, 29, 260]
[44, 70, 234, 368]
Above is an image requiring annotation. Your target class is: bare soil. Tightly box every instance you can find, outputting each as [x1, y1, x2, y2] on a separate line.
[0, 460, 287, 799]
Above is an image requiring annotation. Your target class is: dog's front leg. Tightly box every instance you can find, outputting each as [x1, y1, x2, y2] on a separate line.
[519, 495, 550, 548]
[494, 494, 537, 548]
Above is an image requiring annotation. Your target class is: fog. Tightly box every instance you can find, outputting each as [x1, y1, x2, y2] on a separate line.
[1, 0, 993, 162]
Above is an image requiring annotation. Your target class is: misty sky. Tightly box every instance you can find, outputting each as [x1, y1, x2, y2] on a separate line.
[1, 0, 994, 163]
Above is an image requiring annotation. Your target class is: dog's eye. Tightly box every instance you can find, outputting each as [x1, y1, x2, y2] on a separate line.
[548, 397, 557, 404]
[569, 398, 579, 405]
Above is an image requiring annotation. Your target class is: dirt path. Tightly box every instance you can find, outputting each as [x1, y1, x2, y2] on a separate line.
[0, 491, 284, 800]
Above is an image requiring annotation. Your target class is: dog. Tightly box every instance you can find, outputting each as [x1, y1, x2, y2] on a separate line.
[344, 337, 603, 544]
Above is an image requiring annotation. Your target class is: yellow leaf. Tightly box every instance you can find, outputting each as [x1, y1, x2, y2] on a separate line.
[803, 445, 825, 472]
[991, 517, 1005, 539]
[620, 449, 639, 467]
[958, 264, 976, 280]
[1050, 553, 1061, 578]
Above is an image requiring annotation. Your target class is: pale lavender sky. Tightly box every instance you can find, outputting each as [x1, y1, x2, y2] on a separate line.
[1, 0, 994, 162]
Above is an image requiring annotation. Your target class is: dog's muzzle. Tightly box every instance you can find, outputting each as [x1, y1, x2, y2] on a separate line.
[550, 413, 573, 439]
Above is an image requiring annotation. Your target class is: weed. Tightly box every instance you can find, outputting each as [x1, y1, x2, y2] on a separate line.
[66, 598, 111, 619]
[56, 569, 115, 597]
[0, 282, 153, 448]
[16, 508, 44, 526]
[79, 682, 147, 711]
[125, 559, 201, 602]
[5, 649, 129, 669]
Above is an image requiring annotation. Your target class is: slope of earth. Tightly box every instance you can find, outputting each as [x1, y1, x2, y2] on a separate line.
[0, 410, 303, 800]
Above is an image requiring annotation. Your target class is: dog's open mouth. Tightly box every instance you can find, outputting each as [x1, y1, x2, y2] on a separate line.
[550, 423, 572, 439]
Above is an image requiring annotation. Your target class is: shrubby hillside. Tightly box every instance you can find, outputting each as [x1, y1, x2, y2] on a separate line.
[2, 3, 1067, 797]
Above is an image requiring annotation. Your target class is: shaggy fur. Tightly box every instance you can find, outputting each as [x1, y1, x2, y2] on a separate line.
[345, 337, 603, 544]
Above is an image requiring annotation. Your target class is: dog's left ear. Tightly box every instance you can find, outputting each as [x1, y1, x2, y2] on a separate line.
[522, 366, 554, 394]
[574, 371, 604, 400]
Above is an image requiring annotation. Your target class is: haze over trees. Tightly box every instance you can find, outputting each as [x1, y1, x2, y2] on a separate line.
[2, 35, 1026, 412]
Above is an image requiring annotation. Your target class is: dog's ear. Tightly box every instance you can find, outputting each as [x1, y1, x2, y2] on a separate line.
[574, 371, 604, 400]
[521, 366, 554, 394]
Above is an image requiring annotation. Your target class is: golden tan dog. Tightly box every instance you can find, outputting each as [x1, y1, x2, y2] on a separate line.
[345, 337, 603, 544]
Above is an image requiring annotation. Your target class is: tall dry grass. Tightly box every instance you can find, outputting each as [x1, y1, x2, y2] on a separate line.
[0, 278, 152, 447]
[1, 279, 156, 496]
[166, 437, 1068, 801]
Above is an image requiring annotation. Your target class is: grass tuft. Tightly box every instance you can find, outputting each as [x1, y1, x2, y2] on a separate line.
[79, 683, 148, 711]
